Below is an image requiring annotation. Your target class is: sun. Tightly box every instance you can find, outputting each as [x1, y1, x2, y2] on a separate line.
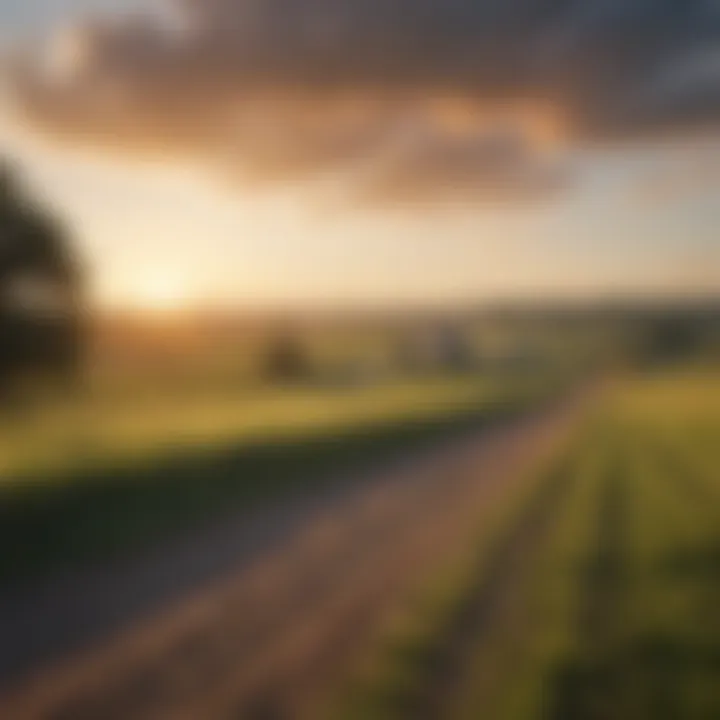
[132, 272, 189, 312]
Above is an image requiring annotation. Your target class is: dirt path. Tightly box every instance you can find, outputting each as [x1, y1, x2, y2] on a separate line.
[0, 390, 594, 720]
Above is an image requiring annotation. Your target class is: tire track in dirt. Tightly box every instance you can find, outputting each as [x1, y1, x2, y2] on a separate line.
[402, 428, 579, 720]
[0, 389, 596, 720]
[547, 436, 632, 720]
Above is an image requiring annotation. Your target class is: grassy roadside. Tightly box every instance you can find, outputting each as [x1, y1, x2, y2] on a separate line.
[0, 373, 559, 585]
[329, 370, 720, 720]
[490, 372, 720, 720]
[0, 374, 522, 479]
[455, 424, 607, 720]
[543, 384, 720, 720]
[327, 409, 593, 720]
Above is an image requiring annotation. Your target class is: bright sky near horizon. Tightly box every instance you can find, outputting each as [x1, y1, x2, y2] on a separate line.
[1, 0, 719, 311]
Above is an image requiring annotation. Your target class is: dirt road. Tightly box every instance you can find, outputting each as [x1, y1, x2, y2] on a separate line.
[0, 390, 594, 720]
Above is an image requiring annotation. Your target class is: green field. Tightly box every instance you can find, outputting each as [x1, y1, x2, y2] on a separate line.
[332, 370, 720, 719]
[0, 371, 558, 583]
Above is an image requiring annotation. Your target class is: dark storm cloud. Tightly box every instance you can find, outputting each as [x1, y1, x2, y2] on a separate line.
[6, 0, 720, 202]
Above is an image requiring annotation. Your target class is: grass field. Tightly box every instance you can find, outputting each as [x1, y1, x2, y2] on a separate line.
[0, 374, 528, 477]
[332, 369, 720, 719]
[0, 370, 559, 583]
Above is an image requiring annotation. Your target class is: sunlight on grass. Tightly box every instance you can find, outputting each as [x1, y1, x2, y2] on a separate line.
[0, 373, 550, 481]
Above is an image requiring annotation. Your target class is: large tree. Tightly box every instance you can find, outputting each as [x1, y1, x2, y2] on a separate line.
[0, 160, 84, 397]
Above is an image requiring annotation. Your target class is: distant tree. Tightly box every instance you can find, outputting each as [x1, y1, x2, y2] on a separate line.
[260, 332, 310, 382]
[0, 160, 84, 400]
[638, 314, 710, 367]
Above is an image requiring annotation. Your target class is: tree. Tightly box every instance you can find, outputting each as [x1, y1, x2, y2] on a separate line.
[638, 314, 710, 367]
[260, 332, 310, 383]
[0, 160, 84, 399]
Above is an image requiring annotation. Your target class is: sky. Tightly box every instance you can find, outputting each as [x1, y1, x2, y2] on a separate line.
[1, 0, 719, 311]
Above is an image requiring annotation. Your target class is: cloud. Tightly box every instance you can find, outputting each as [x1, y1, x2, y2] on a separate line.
[5, 0, 720, 203]
[346, 114, 571, 207]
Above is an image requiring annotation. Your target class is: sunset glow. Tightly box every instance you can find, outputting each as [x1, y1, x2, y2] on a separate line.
[128, 271, 190, 312]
